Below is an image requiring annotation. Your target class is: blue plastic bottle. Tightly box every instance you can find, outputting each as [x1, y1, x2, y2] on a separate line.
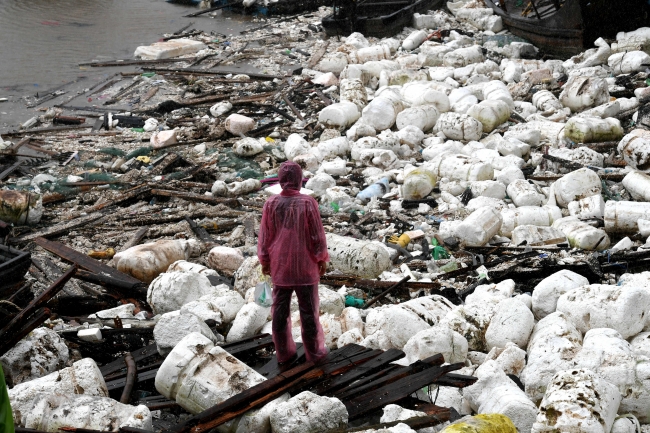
[356, 178, 389, 202]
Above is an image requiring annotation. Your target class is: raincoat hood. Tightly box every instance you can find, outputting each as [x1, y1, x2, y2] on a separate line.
[278, 161, 303, 194]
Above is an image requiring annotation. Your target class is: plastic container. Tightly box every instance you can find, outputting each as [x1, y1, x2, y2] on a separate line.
[361, 91, 404, 131]
[349, 45, 391, 63]
[318, 101, 361, 129]
[618, 129, 650, 171]
[511, 225, 567, 246]
[156, 333, 267, 414]
[402, 30, 428, 51]
[567, 194, 605, 218]
[412, 12, 446, 30]
[134, 38, 206, 60]
[449, 88, 479, 114]
[210, 101, 232, 117]
[0, 190, 43, 226]
[401, 82, 451, 111]
[506, 179, 546, 207]
[608, 50, 650, 74]
[115, 239, 201, 284]
[532, 90, 564, 114]
[455, 206, 503, 246]
[211, 179, 261, 197]
[622, 171, 650, 201]
[499, 205, 562, 237]
[150, 130, 177, 149]
[326, 233, 391, 278]
[402, 169, 437, 200]
[564, 117, 624, 143]
[604, 201, 650, 233]
[233, 137, 264, 157]
[435, 112, 483, 141]
[467, 99, 511, 133]
[317, 137, 350, 161]
[224, 113, 256, 136]
[552, 216, 610, 250]
[320, 157, 349, 176]
[483, 80, 515, 110]
[443, 45, 484, 68]
[396, 105, 439, 132]
[357, 177, 390, 202]
[553, 168, 602, 208]
[559, 76, 610, 113]
[427, 154, 494, 182]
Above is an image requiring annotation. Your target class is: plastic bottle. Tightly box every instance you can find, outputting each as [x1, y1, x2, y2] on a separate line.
[552, 217, 610, 250]
[455, 206, 503, 246]
[618, 129, 650, 171]
[483, 80, 515, 110]
[532, 90, 564, 114]
[361, 91, 404, 131]
[318, 101, 360, 129]
[443, 45, 484, 68]
[564, 117, 624, 143]
[604, 201, 650, 233]
[449, 88, 479, 114]
[396, 105, 439, 132]
[402, 30, 428, 51]
[622, 171, 650, 201]
[499, 205, 562, 237]
[427, 154, 493, 182]
[349, 45, 391, 63]
[402, 169, 437, 200]
[467, 99, 512, 133]
[356, 177, 390, 202]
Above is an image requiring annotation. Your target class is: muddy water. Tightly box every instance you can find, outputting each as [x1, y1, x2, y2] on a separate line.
[0, 0, 254, 131]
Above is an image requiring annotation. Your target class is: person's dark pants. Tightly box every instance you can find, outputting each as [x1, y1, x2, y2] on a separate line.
[272, 284, 328, 363]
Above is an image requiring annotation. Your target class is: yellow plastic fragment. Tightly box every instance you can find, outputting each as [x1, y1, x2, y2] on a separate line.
[439, 414, 517, 433]
[136, 156, 151, 164]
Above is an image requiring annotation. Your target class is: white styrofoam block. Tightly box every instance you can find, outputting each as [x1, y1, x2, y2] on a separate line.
[531, 270, 589, 320]
[403, 325, 468, 364]
[269, 391, 348, 433]
[485, 298, 535, 350]
[556, 284, 650, 338]
[532, 369, 620, 433]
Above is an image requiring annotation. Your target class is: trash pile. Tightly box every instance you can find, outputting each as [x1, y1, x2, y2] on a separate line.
[4, 2, 650, 433]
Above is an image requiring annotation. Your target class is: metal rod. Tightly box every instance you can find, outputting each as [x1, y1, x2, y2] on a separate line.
[120, 353, 137, 404]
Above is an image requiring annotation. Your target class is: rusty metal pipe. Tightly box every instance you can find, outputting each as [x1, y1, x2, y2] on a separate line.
[120, 353, 137, 404]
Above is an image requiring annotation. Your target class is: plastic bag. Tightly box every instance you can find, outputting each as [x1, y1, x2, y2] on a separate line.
[254, 277, 273, 307]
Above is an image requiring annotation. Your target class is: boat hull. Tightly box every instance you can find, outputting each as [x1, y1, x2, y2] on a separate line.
[322, 0, 443, 38]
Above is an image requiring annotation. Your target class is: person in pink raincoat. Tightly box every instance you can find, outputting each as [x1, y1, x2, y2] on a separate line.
[258, 161, 330, 364]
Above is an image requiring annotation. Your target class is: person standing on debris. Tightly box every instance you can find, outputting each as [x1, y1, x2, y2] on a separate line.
[1, 365, 13, 433]
[258, 161, 330, 364]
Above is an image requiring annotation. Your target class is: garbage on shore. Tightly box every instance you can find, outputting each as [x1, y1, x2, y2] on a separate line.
[4, 2, 650, 433]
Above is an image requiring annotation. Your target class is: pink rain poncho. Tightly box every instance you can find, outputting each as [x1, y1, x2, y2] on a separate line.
[258, 161, 329, 363]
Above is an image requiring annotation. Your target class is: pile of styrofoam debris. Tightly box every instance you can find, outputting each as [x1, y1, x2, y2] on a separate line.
[7, 1, 650, 431]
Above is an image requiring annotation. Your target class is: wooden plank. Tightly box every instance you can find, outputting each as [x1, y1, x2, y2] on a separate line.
[313, 348, 405, 395]
[431, 372, 477, 388]
[87, 185, 152, 212]
[151, 189, 240, 208]
[257, 344, 305, 378]
[345, 363, 465, 420]
[223, 333, 274, 356]
[11, 212, 106, 243]
[334, 354, 444, 401]
[34, 237, 142, 286]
